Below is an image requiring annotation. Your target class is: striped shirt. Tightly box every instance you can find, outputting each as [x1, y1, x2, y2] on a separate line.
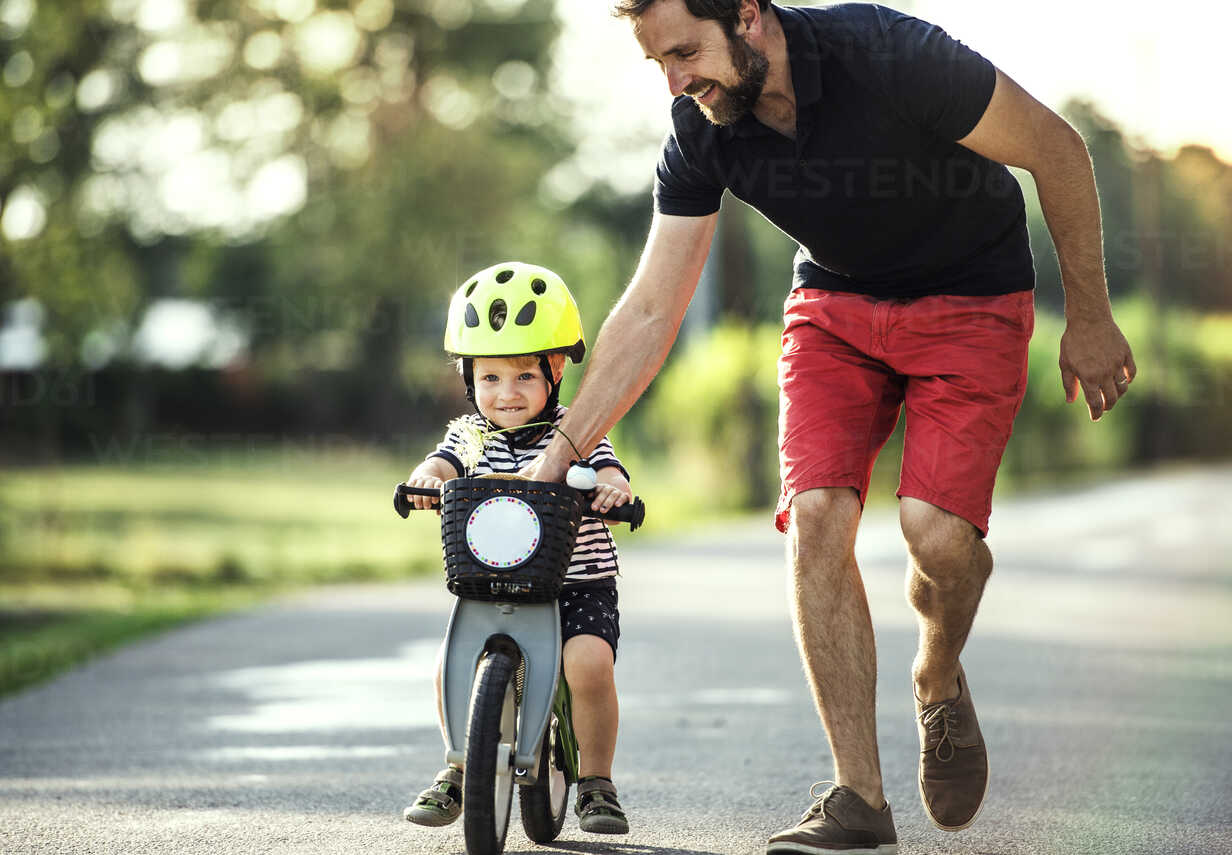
[428, 405, 626, 586]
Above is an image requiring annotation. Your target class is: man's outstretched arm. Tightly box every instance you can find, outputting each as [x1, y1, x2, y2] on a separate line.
[522, 211, 718, 482]
[958, 68, 1136, 421]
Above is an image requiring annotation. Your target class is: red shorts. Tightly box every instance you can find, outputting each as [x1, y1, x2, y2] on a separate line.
[775, 288, 1034, 536]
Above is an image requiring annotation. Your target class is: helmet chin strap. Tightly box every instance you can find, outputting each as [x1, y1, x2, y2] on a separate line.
[461, 354, 562, 449]
[537, 353, 563, 415]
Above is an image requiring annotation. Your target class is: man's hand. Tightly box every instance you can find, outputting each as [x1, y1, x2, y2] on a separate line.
[517, 448, 571, 484]
[1059, 314, 1137, 421]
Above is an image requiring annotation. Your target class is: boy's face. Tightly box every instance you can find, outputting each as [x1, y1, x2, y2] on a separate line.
[473, 356, 556, 429]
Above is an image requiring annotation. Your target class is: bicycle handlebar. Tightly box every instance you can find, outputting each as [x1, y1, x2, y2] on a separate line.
[393, 483, 645, 531]
[392, 483, 439, 519]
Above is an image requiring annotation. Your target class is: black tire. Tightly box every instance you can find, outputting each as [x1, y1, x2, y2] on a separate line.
[519, 716, 570, 843]
[463, 650, 519, 855]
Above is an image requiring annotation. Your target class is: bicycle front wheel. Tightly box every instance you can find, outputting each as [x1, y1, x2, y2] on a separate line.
[463, 650, 519, 855]
[519, 715, 569, 842]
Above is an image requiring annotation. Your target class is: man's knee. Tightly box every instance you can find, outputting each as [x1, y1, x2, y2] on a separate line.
[900, 498, 988, 581]
[786, 489, 863, 582]
[790, 487, 861, 538]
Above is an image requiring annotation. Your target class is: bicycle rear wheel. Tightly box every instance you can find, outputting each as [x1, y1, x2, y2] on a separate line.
[519, 716, 569, 842]
[463, 650, 519, 855]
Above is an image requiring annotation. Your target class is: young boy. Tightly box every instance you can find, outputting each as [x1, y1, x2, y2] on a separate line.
[403, 261, 632, 835]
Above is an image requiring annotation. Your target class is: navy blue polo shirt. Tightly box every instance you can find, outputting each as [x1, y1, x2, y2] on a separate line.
[653, 3, 1035, 298]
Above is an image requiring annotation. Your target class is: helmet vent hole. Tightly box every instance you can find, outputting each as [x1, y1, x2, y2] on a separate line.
[531, 278, 547, 295]
[464, 303, 480, 328]
[495, 269, 514, 284]
[465, 281, 478, 297]
[514, 301, 537, 326]
[489, 299, 508, 331]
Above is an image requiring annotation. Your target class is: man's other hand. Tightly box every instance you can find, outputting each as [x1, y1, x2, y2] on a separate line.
[1059, 315, 1137, 421]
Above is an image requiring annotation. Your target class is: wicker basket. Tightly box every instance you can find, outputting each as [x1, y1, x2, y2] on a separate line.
[440, 477, 583, 602]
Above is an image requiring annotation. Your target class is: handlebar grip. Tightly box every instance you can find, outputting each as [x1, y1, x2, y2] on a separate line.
[394, 483, 442, 518]
[590, 496, 645, 532]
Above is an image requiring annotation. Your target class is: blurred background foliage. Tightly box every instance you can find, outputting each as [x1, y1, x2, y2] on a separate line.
[1, 0, 1230, 690]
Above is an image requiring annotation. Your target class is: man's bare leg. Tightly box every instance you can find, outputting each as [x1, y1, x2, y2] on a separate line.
[900, 498, 992, 702]
[787, 487, 884, 809]
[900, 497, 993, 830]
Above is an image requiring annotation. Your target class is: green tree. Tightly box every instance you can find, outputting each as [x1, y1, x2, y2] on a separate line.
[1, 0, 565, 369]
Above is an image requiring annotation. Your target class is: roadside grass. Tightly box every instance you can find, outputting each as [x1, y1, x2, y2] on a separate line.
[0, 445, 723, 697]
[0, 448, 444, 586]
[0, 447, 445, 697]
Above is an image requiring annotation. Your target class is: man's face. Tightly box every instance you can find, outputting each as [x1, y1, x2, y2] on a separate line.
[634, 0, 769, 126]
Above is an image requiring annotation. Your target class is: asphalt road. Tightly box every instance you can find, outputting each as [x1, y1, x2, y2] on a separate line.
[2, 466, 1230, 855]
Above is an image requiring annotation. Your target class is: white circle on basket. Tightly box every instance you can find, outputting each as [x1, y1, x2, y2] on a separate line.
[465, 496, 541, 569]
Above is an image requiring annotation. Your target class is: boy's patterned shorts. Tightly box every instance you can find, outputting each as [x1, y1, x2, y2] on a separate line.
[559, 584, 620, 661]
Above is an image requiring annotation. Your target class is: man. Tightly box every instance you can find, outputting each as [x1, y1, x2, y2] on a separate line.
[522, 1, 1136, 852]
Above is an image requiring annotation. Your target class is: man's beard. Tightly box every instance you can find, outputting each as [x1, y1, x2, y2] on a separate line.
[689, 29, 770, 126]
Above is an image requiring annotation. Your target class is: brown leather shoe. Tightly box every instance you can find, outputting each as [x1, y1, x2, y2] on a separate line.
[766, 783, 898, 854]
[915, 666, 989, 831]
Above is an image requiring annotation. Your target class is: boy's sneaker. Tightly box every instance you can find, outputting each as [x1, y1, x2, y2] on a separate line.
[766, 784, 897, 854]
[404, 766, 463, 827]
[575, 776, 629, 834]
[915, 666, 989, 831]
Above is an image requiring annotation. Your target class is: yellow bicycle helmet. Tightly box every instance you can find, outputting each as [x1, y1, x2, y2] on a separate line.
[445, 262, 586, 428]
[444, 262, 585, 363]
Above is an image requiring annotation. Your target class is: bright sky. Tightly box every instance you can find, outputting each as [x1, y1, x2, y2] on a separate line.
[552, 0, 1231, 196]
